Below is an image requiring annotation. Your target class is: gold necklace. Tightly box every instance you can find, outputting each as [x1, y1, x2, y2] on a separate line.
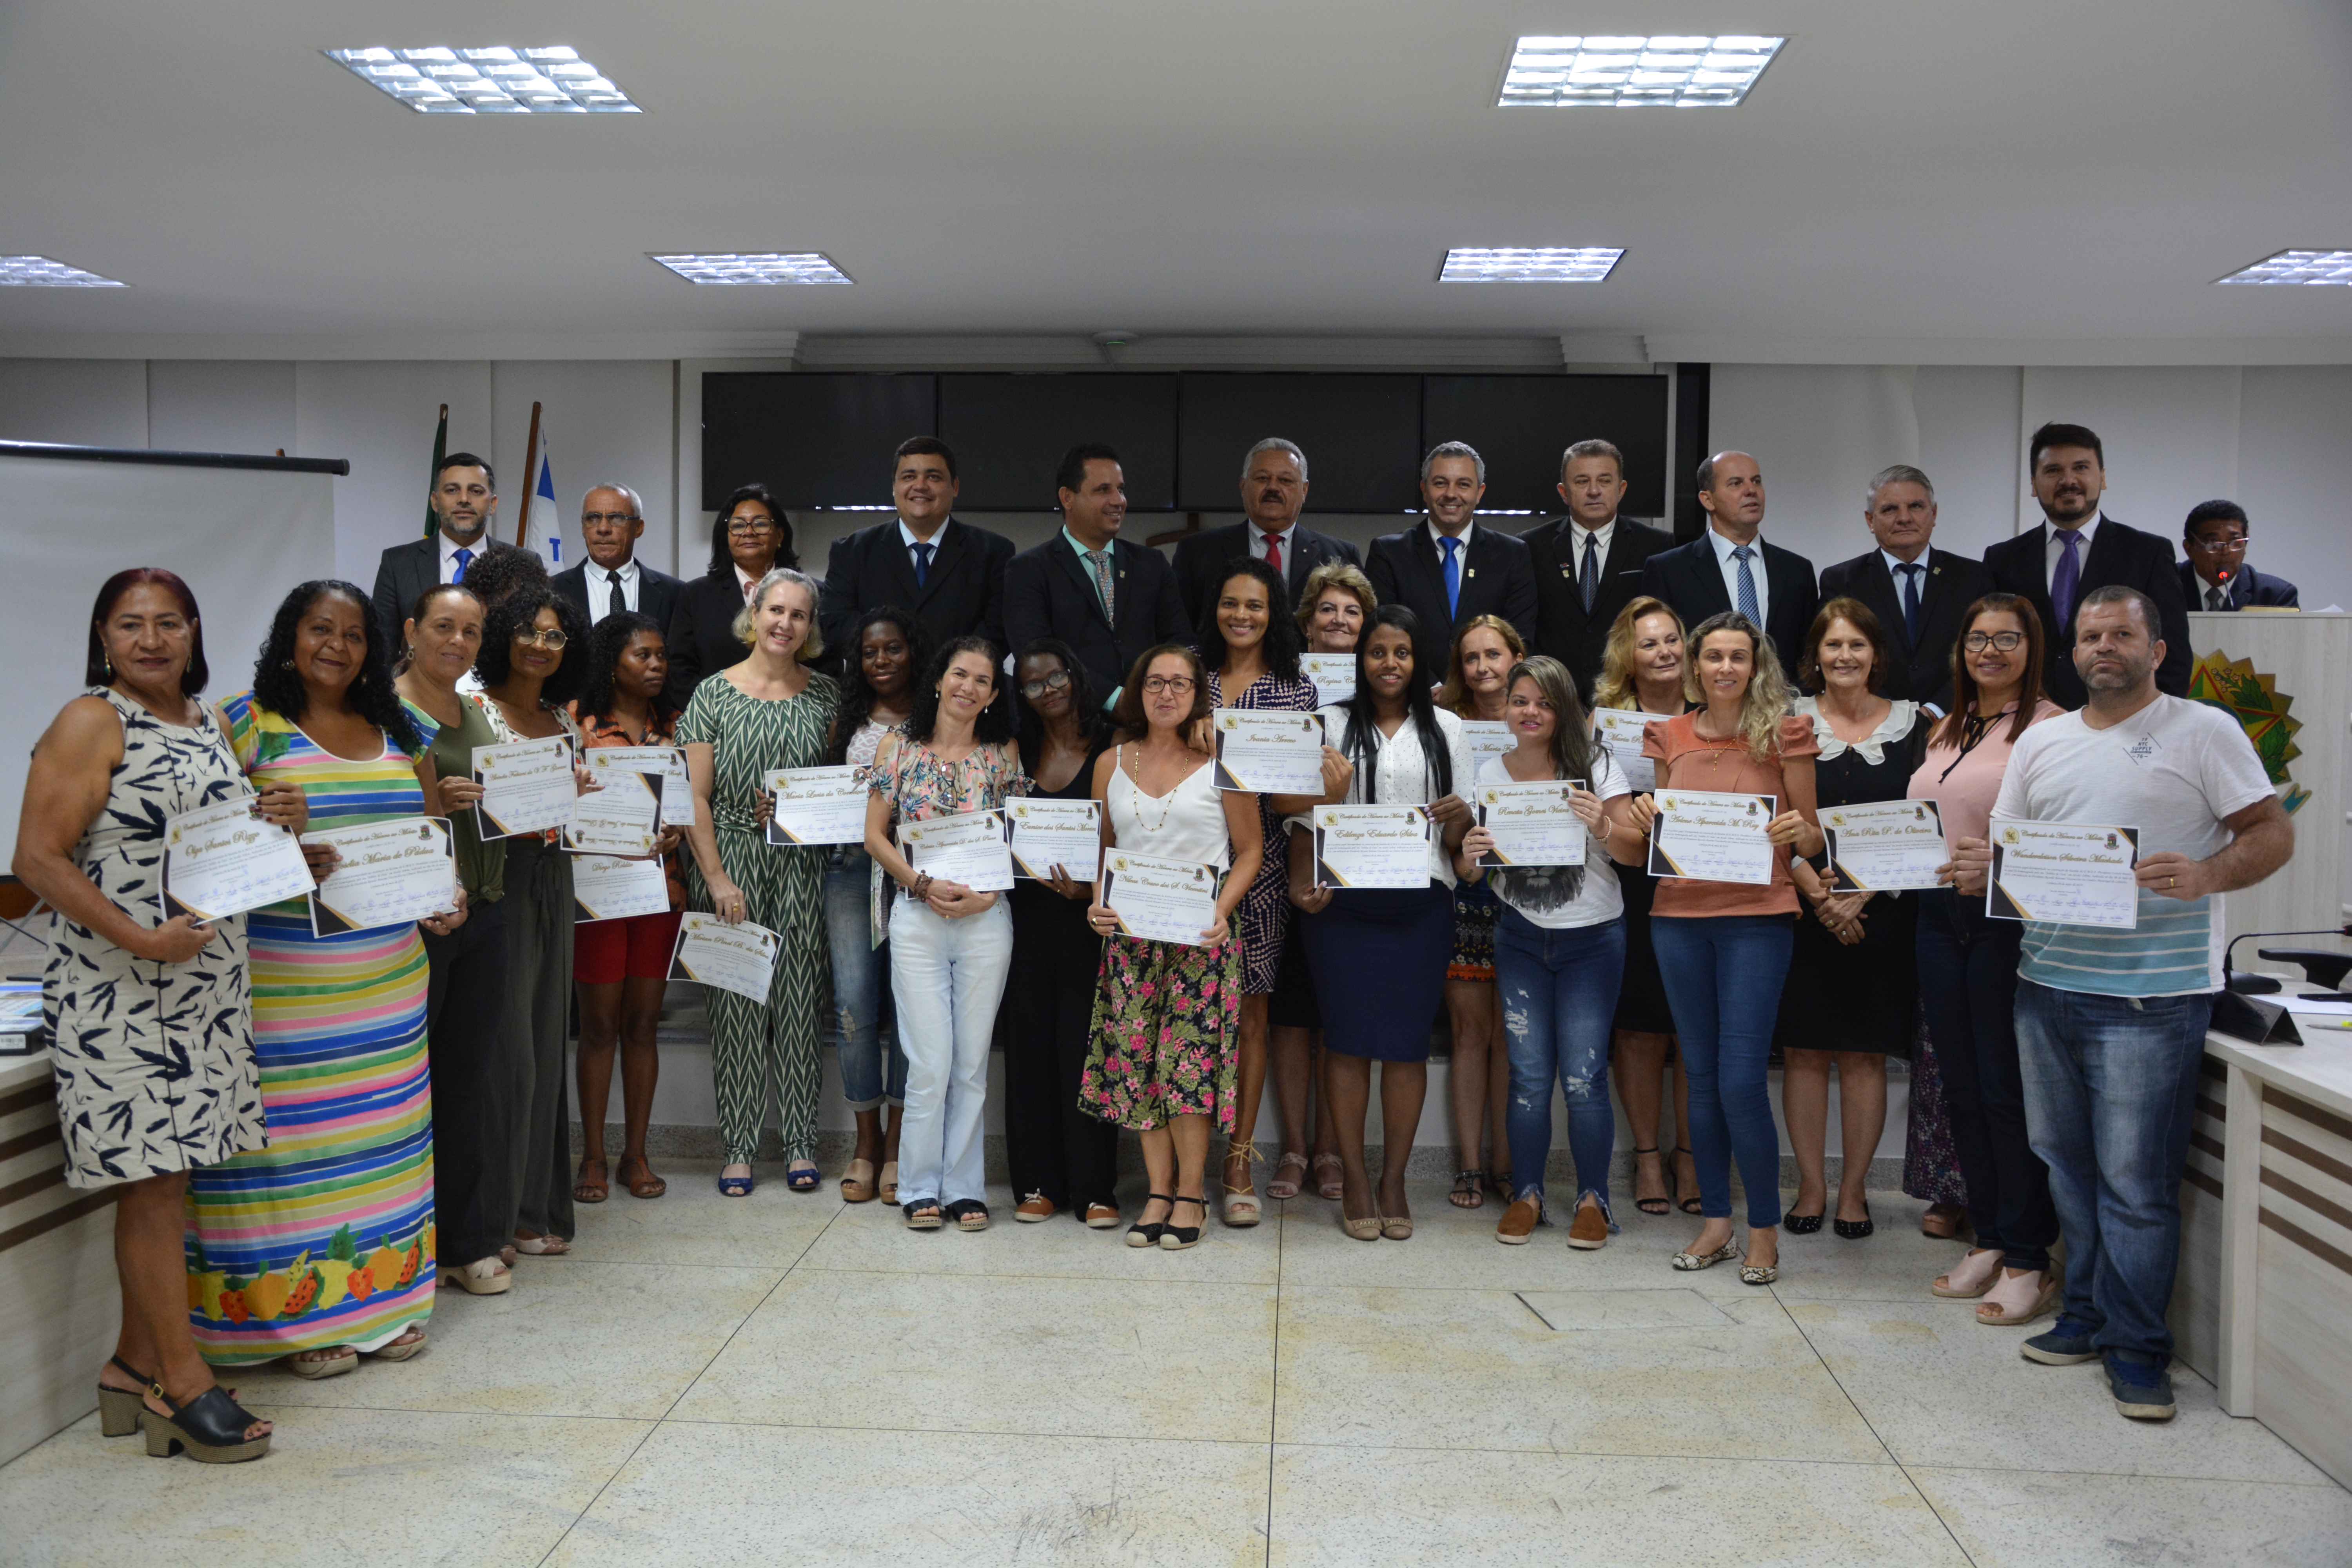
[1124, 746, 1181, 834]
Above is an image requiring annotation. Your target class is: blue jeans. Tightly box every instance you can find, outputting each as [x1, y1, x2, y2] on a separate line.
[1494, 907, 1624, 1214]
[2014, 979, 2214, 1367]
[825, 849, 906, 1111]
[1651, 914, 1793, 1227]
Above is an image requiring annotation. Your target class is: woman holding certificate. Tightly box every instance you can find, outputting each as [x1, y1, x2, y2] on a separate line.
[679, 568, 840, 1198]
[1776, 599, 1929, 1241]
[1291, 605, 1470, 1242]
[1197, 557, 1318, 1228]
[1080, 645, 1263, 1252]
[1906, 594, 2066, 1324]
[196, 580, 459, 1379]
[1437, 614, 1525, 1209]
[1629, 612, 1821, 1285]
[1454, 655, 1644, 1250]
[475, 585, 593, 1258]
[17, 569, 294, 1460]
[1590, 597, 1700, 1217]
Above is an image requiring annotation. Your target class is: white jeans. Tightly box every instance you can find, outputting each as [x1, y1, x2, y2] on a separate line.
[888, 895, 1013, 1207]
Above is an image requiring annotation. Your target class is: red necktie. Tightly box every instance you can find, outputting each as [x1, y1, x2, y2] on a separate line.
[1262, 532, 1283, 578]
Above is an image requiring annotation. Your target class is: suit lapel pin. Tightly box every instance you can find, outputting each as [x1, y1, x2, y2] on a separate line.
[1466, 568, 1476, 578]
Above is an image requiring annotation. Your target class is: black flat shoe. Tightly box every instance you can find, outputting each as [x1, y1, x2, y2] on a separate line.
[140, 1385, 270, 1463]
[1127, 1192, 1173, 1249]
[1784, 1210, 1825, 1235]
[1835, 1202, 1875, 1240]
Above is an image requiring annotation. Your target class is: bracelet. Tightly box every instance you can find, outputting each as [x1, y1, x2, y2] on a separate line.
[912, 873, 933, 900]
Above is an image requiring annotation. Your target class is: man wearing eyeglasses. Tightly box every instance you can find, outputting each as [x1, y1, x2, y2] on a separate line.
[552, 483, 684, 630]
[2177, 500, 2298, 612]
[817, 437, 1014, 664]
[370, 451, 501, 648]
[1817, 465, 1994, 712]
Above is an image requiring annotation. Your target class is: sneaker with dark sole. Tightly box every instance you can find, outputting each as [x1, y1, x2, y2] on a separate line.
[2022, 1315, 2101, 1366]
[2108, 1360, 2177, 1420]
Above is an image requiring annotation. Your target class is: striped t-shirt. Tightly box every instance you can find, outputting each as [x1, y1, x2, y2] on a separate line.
[1990, 695, 2274, 997]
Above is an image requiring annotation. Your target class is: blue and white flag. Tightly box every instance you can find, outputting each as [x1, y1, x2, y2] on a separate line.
[520, 417, 564, 570]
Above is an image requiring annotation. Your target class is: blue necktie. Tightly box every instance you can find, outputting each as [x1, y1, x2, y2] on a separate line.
[1731, 544, 1760, 625]
[911, 540, 934, 589]
[2051, 528, 2084, 631]
[452, 546, 473, 584]
[1579, 532, 1601, 613]
[1439, 535, 1462, 618]
[1896, 562, 1923, 644]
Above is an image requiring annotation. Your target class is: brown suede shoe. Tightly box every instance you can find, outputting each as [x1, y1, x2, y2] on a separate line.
[1567, 1193, 1611, 1250]
[1495, 1196, 1542, 1245]
[1014, 1192, 1056, 1223]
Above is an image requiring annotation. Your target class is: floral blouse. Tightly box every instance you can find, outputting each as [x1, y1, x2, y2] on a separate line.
[864, 732, 1028, 825]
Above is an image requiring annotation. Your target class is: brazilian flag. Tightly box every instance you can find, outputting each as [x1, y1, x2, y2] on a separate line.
[421, 404, 448, 539]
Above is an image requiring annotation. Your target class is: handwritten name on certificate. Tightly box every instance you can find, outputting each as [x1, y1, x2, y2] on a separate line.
[1476, 780, 1588, 868]
[589, 745, 691, 829]
[1006, 798, 1102, 882]
[1312, 805, 1433, 889]
[900, 808, 1016, 892]
[1460, 721, 1514, 777]
[1824, 800, 1946, 891]
[572, 854, 671, 923]
[1302, 653, 1355, 708]
[473, 736, 577, 840]
[564, 767, 661, 856]
[162, 797, 314, 923]
[1211, 710, 1325, 794]
[1100, 849, 1222, 946]
[1648, 790, 1775, 886]
[305, 817, 457, 935]
[765, 766, 868, 848]
[1593, 709, 1658, 793]
[1987, 820, 2140, 929]
[668, 912, 779, 1002]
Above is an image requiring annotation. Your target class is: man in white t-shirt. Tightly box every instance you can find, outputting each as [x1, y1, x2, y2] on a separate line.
[1955, 585, 2290, 1423]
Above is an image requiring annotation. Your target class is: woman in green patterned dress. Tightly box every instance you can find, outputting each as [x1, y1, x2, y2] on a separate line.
[678, 568, 840, 1196]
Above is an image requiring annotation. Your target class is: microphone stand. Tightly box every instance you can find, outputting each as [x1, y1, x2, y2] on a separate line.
[2223, 925, 2352, 996]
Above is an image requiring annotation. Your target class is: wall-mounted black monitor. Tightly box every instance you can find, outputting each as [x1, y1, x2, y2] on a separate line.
[701, 372, 935, 510]
[1175, 374, 1422, 514]
[1421, 374, 1671, 517]
[939, 374, 1178, 511]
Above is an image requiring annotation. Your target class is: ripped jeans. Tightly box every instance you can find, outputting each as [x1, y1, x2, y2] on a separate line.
[825, 848, 907, 1111]
[1494, 905, 1625, 1213]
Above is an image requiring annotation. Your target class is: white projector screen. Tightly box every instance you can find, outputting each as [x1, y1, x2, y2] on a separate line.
[0, 445, 340, 865]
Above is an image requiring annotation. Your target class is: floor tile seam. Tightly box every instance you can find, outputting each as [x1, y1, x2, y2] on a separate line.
[1264, 1437, 1918, 1466]
[1902, 1461, 2352, 1492]
[1263, 1198, 1287, 1568]
[221, 1399, 659, 1424]
[782, 1261, 1283, 1291]
[644, 1413, 1278, 1451]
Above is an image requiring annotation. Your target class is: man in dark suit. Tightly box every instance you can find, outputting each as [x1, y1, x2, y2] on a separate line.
[370, 451, 497, 648]
[1638, 450, 1819, 663]
[1001, 443, 1191, 707]
[1818, 465, 1996, 711]
[1171, 438, 1362, 627]
[818, 437, 1015, 662]
[1520, 437, 1676, 698]
[551, 482, 684, 632]
[1365, 441, 1538, 690]
[2178, 499, 2300, 612]
[1982, 422, 2191, 707]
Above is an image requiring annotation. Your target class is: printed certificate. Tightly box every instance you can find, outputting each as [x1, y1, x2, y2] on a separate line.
[162, 797, 315, 922]
[1211, 709, 1326, 794]
[765, 766, 869, 848]
[1005, 797, 1102, 882]
[667, 911, 779, 1002]
[1312, 804, 1433, 889]
[1459, 720, 1514, 779]
[305, 817, 457, 935]
[563, 768, 661, 856]
[1302, 653, 1355, 708]
[472, 735, 577, 840]
[1100, 849, 1222, 946]
[900, 808, 1016, 893]
[572, 854, 671, 923]
[1823, 800, 1947, 891]
[1475, 780, 1588, 868]
[1648, 790, 1775, 886]
[1593, 708, 1659, 793]
[588, 745, 691, 829]
[1987, 820, 2140, 929]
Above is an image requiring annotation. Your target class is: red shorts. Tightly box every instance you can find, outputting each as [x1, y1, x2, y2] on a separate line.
[575, 909, 684, 985]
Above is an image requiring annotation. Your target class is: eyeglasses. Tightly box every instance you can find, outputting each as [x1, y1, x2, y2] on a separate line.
[513, 626, 570, 650]
[2186, 534, 2247, 551]
[580, 512, 641, 528]
[1962, 631, 2025, 652]
[1019, 670, 1073, 700]
[725, 517, 780, 537]
[1141, 675, 1196, 695]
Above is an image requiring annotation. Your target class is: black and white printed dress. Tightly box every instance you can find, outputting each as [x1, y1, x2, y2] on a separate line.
[45, 687, 264, 1187]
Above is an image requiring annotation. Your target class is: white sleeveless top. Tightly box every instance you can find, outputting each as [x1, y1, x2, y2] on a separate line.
[1106, 745, 1230, 867]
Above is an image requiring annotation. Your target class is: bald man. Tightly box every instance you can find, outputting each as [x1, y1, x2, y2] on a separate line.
[1637, 450, 1819, 661]
[552, 482, 684, 629]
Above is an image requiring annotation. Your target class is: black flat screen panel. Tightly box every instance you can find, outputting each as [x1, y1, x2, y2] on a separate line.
[938, 374, 1178, 512]
[701, 372, 936, 510]
[1176, 374, 1421, 514]
[1421, 375, 1670, 517]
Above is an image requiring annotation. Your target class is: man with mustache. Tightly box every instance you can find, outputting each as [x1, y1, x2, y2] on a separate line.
[1171, 438, 1361, 626]
[1982, 423, 2191, 707]
[371, 452, 499, 648]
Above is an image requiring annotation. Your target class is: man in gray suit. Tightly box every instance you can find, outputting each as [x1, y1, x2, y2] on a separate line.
[370, 452, 498, 647]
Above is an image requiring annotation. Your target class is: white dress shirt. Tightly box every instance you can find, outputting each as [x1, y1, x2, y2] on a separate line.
[733, 563, 760, 601]
[584, 557, 641, 624]
[1252, 523, 1298, 571]
[1707, 525, 1769, 627]
[1568, 518, 1616, 581]
[1425, 519, 1472, 572]
[437, 530, 486, 585]
[2043, 512, 2102, 593]
[898, 517, 949, 580]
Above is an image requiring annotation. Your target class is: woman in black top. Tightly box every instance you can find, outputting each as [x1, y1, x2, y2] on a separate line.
[665, 482, 796, 710]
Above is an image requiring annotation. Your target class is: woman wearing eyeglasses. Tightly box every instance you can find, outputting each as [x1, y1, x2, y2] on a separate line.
[666, 482, 796, 710]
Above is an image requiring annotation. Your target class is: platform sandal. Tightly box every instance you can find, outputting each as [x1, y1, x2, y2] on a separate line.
[1160, 1194, 1208, 1251]
[140, 1385, 271, 1463]
[1127, 1193, 1174, 1249]
[97, 1356, 155, 1437]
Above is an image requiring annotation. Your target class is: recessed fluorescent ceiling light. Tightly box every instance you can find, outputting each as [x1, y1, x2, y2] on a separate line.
[2218, 250, 2352, 285]
[1441, 248, 1623, 282]
[0, 256, 125, 287]
[650, 253, 853, 285]
[324, 47, 640, 114]
[1499, 36, 1783, 108]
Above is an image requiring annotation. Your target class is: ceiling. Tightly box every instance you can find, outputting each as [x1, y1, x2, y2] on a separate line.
[3, 0, 2349, 362]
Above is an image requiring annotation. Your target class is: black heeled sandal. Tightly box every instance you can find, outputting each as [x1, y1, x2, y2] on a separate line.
[1127, 1193, 1173, 1249]
[1159, 1194, 1207, 1251]
[1630, 1147, 1671, 1217]
[140, 1384, 271, 1463]
[97, 1356, 154, 1437]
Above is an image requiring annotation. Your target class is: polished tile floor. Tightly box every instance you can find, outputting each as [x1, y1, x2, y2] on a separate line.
[6, 1167, 2348, 1567]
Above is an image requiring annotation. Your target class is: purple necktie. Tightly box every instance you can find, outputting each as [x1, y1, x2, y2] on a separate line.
[2051, 528, 2084, 631]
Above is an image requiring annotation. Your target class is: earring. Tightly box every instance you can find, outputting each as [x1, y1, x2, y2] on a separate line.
[102, 657, 114, 679]
[281, 659, 295, 670]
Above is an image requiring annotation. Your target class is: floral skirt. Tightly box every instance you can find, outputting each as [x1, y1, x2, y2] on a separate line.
[1903, 998, 1969, 1206]
[1078, 933, 1242, 1132]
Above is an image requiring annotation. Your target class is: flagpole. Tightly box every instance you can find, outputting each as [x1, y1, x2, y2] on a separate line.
[512, 400, 542, 550]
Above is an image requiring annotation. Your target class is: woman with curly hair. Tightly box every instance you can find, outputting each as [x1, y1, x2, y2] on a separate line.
[191, 580, 468, 1381]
